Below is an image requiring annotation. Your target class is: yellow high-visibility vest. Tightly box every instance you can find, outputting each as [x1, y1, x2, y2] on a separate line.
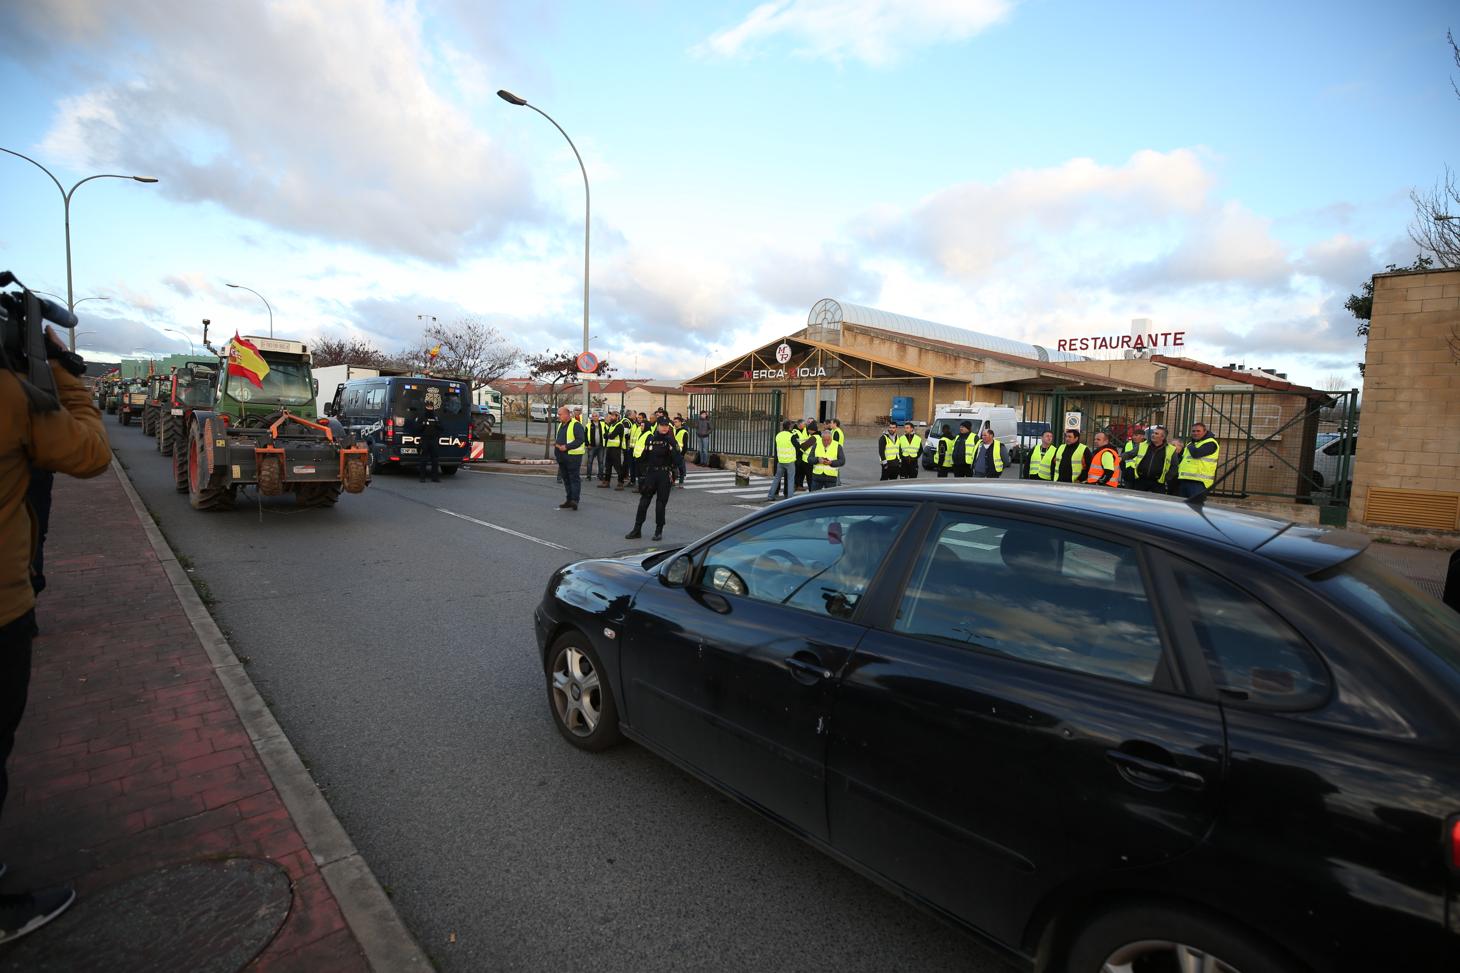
[564, 419, 586, 456]
[774, 430, 798, 464]
[813, 438, 841, 477]
[898, 434, 922, 459]
[1029, 443, 1056, 480]
[1179, 437, 1220, 487]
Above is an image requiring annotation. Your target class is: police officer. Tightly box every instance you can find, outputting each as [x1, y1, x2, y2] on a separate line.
[898, 422, 922, 479]
[1026, 429, 1057, 481]
[626, 416, 681, 540]
[809, 425, 845, 489]
[418, 402, 442, 482]
[877, 422, 900, 481]
[1176, 421, 1220, 501]
[768, 420, 798, 500]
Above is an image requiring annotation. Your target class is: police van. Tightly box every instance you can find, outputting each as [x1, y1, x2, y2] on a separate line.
[326, 376, 471, 475]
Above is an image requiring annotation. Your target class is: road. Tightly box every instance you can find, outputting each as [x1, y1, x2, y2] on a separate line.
[107, 420, 1017, 972]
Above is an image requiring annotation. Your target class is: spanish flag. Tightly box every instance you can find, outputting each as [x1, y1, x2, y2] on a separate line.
[427, 343, 442, 360]
[228, 333, 271, 389]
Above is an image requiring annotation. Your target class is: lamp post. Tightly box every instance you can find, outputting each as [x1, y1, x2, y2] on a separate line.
[0, 147, 157, 350]
[498, 89, 592, 420]
[225, 282, 273, 338]
[36, 290, 110, 311]
[164, 328, 196, 354]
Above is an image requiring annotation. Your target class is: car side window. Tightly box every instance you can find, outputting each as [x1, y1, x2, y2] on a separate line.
[365, 387, 384, 411]
[894, 511, 1166, 686]
[698, 505, 911, 619]
[1169, 563, 1329, 709]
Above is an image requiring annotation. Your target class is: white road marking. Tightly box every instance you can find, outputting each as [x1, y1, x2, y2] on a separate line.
[708, 486, 762, 494]
[436, 508, 571, 550]
[732, 504, 764, 511]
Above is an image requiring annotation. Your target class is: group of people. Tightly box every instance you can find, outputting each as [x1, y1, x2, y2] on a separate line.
[1022, 421, 1220, 500]
[552, 404, 699, 540]
[886, 421, 1011, 480]
[767, 418, 849, 499]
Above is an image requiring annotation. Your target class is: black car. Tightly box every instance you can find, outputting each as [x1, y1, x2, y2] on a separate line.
[533, 481, 1460, 973]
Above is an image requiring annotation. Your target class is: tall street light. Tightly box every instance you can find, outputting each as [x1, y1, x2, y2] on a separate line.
[0, 147, 157, 350]
[226, 282, 273, 338]
[164, 328, 196, 354]
[36, 290, 110, 311]
[498, 88, 592, 420]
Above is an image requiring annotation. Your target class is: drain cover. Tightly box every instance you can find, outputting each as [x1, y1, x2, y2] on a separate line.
[2, 858, 292, 973]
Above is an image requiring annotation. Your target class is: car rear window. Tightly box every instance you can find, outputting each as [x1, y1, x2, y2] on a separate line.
[1316, 553, 1460, 676]
[394, 382, 467, 421]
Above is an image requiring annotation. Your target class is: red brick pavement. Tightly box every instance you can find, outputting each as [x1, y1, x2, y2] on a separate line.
[0, 467, 368, 972]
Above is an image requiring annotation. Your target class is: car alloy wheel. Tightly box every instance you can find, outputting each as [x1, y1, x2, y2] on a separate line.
[1100, 939, 1242, 973]
[551, 646, 601, 737]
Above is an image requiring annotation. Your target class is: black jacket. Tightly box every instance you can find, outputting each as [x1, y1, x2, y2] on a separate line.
[639, 431, 682, 470]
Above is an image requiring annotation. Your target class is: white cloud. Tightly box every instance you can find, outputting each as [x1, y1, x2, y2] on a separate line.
[29, 0, 535, 263]
[1120, 202, 1293, 292]
[695, 0, 1013, 66]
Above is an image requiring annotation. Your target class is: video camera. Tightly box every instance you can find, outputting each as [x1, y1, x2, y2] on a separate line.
[0, 270, 81, 412]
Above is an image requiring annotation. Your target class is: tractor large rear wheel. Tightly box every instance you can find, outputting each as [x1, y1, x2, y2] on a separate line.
[296, 483, 341, 507]
[187, 431, 234, 512]
[171, 443, 189, 493]
[120, 410, 131, 426]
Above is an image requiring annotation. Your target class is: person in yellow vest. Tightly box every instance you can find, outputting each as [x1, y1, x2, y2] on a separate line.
[584, 412, 605, 482]
[1119, 426, 1148, 490]
[795, 418, 816, 491]
[952, 421, 975, 477]
[877, 422, 900, 481]
[1176, 421, 1220, 501]
[1086, 430, 1122, 488]
[1026, 430, 1057, 481]
[1132, 426, 1178, 494]
[830, 418, 845, 446]
[933, 423, 955, 478]
[1053, 429, 1089, 483]
[671, 416, 690, 487]
[809, 426, 846, 490]
[767, 420, 799, 500]
[553, 405, 586, 509]
[971, 427, 1007, 478]
[898, 422, 922, 479]
[598, 411, 624, 489]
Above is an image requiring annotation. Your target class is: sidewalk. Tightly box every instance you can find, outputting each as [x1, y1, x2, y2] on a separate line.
[0, 467, 379, 971]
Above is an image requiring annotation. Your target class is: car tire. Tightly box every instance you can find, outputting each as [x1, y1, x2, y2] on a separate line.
[1065, 903, 1297, 973]
[545, 632, 622, 752]
[440, 465, 458, 477]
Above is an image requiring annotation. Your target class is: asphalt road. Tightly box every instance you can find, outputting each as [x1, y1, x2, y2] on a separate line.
[106, 419, 1018, 973]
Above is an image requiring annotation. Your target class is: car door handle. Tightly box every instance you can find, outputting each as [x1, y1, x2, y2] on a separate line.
[1105, 749, 1206, 791]
[784, 655, 833, 683]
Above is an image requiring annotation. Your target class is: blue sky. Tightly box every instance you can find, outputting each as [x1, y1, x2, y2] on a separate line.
[2, 0, 1457, 388]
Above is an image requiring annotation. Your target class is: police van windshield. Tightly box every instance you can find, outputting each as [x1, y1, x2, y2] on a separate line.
[392, 382, 467, 426]
[226, 358, 314, 405]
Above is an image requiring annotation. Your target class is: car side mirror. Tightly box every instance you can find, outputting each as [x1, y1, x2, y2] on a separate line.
[662, 554, 692, 588]
[313, 378, 320, 395]
[323, 402, 337, 417]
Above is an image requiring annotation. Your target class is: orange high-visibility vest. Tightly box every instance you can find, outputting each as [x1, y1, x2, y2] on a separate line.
[1086, 446, 1122, 488]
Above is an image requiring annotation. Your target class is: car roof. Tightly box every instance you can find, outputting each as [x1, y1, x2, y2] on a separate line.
[809, 480, 1368, 575]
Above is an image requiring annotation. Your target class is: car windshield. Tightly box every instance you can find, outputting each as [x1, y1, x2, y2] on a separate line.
[226, 357, 314, 405]
[394, 382, 467, 421]
[1315, 553, 1460, 675]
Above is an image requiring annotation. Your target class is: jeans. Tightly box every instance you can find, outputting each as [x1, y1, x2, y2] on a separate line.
[558, 455, 582, 502]
[767, 463, 793, 499]
[696, 435, 711, 466]
[1176, 480, 1207, 501]
[585, 445, 604, 480]
[0, 610, 37, 821]
[677, 451, 687, 483]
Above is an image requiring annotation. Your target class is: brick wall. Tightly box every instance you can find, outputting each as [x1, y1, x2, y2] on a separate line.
[1353, 268, 1460, 532]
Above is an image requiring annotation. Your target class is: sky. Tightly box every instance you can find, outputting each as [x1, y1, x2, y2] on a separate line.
[2, 0, 1457, 391]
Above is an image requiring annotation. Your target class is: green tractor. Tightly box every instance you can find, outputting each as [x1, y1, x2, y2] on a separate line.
[141, 372, 170, 437]
[97, 375, 121, 414]
[116, 377, 147, 426]
[182, 334, 369, 511]
[160, 360, 220, 470]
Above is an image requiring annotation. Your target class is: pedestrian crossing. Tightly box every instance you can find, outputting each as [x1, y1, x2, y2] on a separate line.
[681, 469, 784, 503]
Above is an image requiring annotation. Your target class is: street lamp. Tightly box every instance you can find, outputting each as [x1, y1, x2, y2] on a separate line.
[225, 282, 273, 338]
[164, 328, 196, 354]
[36, 290, 110, 310]
[498, 88, 592, 420]
[0, 146, 157, 350]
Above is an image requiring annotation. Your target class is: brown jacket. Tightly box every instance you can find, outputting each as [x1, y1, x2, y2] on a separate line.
[2, 363, 112, 626]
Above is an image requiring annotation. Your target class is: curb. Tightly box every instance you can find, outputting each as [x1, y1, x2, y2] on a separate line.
[110, 458, 430, 972]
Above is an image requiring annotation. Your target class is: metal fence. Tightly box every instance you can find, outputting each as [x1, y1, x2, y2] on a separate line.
[689, 390, 783, 460]
[1021, 388, 1359, 506]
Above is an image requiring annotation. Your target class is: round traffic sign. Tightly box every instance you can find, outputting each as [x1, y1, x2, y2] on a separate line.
[576, 351, 600, 373]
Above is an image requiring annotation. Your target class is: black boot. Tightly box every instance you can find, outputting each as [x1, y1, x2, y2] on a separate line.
[625, 528, 642, 539]
[651, 528, 663, 541]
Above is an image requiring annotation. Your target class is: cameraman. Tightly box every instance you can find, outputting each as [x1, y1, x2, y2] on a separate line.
[1, 325, 110, 943]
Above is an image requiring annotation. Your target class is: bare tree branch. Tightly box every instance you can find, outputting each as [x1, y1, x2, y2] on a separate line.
[401, 316, 522, 390]
[311, 336, 394, 369]
[1409, 168, 1460, 267]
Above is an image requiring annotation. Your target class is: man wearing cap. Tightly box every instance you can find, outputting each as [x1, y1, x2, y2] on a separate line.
[626, 416, 681, 541]
[1120, 427, 1148, 490]
[952, 421, 975, 478]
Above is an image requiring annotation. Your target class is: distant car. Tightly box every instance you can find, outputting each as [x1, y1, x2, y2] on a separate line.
[534, 481, 1460, 973]
[1311, 434, 1355, 497]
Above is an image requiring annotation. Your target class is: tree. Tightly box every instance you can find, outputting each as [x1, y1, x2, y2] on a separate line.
[401, 316, 521, 390]
[310, 336, 393, 369]
[1345, 255, 1435, 374]
[1408, 32, 1460, 267]
[524, 349, 615, 457]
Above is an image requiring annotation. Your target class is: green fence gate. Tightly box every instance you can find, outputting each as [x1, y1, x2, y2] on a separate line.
[689, 390, 784, 461]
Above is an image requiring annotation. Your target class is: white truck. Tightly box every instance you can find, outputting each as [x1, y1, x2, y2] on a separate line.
[922, 402, 1021, 470]
[311, 363, 411, 417]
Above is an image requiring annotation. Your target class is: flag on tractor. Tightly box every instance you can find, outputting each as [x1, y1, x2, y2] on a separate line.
[228, 333, 271, 388]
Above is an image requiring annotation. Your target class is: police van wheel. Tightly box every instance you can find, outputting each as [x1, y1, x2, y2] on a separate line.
[546, 633, 622, 752]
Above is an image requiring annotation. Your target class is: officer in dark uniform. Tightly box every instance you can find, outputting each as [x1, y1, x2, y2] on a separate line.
[418, 402, 442, 482]
[626, 416, 681, 541]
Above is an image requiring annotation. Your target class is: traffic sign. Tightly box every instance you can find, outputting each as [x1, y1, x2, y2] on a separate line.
[1064, 411, 1083, 431]
[576, 351, 600, 373]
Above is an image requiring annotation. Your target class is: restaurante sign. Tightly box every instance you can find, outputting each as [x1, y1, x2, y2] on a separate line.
[1057, 331, 1186, 353]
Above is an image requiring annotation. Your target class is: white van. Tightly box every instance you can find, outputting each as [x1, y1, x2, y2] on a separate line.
[530, 401, 554, 422]
[922, 403, 1020, 470]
